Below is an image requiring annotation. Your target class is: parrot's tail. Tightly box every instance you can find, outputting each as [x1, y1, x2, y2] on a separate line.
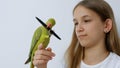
[25, 57, 31, 64]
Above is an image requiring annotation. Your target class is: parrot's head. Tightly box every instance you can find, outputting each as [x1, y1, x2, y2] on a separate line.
[46, 18, 56, 28]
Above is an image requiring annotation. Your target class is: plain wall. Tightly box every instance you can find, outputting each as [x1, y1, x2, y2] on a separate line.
[0, 0, 119, 68]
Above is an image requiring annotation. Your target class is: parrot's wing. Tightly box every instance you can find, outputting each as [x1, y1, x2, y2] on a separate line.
[25, 27, 42, 64]
[29, 27, 42, 57]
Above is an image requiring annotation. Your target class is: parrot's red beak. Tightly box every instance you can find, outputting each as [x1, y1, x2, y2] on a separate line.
[47, 23, 52, 28]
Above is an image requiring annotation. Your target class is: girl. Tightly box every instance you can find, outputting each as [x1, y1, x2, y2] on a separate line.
[33, 0, 120, 68]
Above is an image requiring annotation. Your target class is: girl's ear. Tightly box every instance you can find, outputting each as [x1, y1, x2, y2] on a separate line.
[104, 19, 112, 33]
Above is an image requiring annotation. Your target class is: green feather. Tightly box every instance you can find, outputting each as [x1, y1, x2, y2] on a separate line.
[25, 18, 56, 68]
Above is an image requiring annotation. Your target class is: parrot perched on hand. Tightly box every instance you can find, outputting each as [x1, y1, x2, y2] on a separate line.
[24, 17, 60, 68]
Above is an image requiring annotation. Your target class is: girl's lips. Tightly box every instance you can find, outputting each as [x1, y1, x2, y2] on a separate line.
[78, 34, 87, 39]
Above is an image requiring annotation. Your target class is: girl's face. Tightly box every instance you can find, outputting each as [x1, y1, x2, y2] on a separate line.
[73, 6, 106, 47]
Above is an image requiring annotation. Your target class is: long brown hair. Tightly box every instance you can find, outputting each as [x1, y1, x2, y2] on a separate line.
[64, 0, 120, 68]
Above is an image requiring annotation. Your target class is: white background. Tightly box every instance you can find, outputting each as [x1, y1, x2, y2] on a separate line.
[0, 0, 120, 68]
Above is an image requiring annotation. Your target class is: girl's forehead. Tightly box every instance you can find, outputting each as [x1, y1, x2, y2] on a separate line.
[73, 6, 101, 19]
[73, 9, 93, 19]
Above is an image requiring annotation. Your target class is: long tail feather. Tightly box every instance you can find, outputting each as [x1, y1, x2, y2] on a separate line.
[25, 57, 31, 64]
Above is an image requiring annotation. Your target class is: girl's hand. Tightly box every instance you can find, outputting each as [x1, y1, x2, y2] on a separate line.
[33, 44, 55, 68]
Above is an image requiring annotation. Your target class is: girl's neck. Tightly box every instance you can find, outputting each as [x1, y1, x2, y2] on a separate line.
[83, 43, 109, 65]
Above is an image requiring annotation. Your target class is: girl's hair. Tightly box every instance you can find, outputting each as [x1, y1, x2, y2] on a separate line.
[64, 0, 120, 68]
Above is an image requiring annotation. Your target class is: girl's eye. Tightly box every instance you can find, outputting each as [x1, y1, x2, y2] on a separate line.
[74, 22, 78, 26]
[84, 19, 91, 22]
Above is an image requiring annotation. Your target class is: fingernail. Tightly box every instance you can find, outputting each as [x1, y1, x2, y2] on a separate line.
[38, 43, 43, 49]
[52, 53, 55, 57]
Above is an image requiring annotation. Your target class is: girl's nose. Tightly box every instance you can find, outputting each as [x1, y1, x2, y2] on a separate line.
[76, 23, 84, 32]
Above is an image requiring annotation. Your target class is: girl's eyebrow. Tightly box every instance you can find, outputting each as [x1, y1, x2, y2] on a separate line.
[73, 18, 75, 21]
[73, 18, 77, 23]
[73, 14, 90, 19]
[82, 15, 90, 18]
[73, 14, 91, 22]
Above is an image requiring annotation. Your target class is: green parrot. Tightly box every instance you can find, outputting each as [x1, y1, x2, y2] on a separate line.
[25, 18, 56, 68]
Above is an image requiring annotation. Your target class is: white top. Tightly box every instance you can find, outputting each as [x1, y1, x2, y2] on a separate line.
[81, 52, 120, 68]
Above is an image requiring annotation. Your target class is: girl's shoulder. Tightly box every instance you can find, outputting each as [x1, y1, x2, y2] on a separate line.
[111, 52, 120, 61]
[110, 52, 120, 68]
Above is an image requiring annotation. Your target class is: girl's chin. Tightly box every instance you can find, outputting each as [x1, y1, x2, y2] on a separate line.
[80, 42, 91, 48]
